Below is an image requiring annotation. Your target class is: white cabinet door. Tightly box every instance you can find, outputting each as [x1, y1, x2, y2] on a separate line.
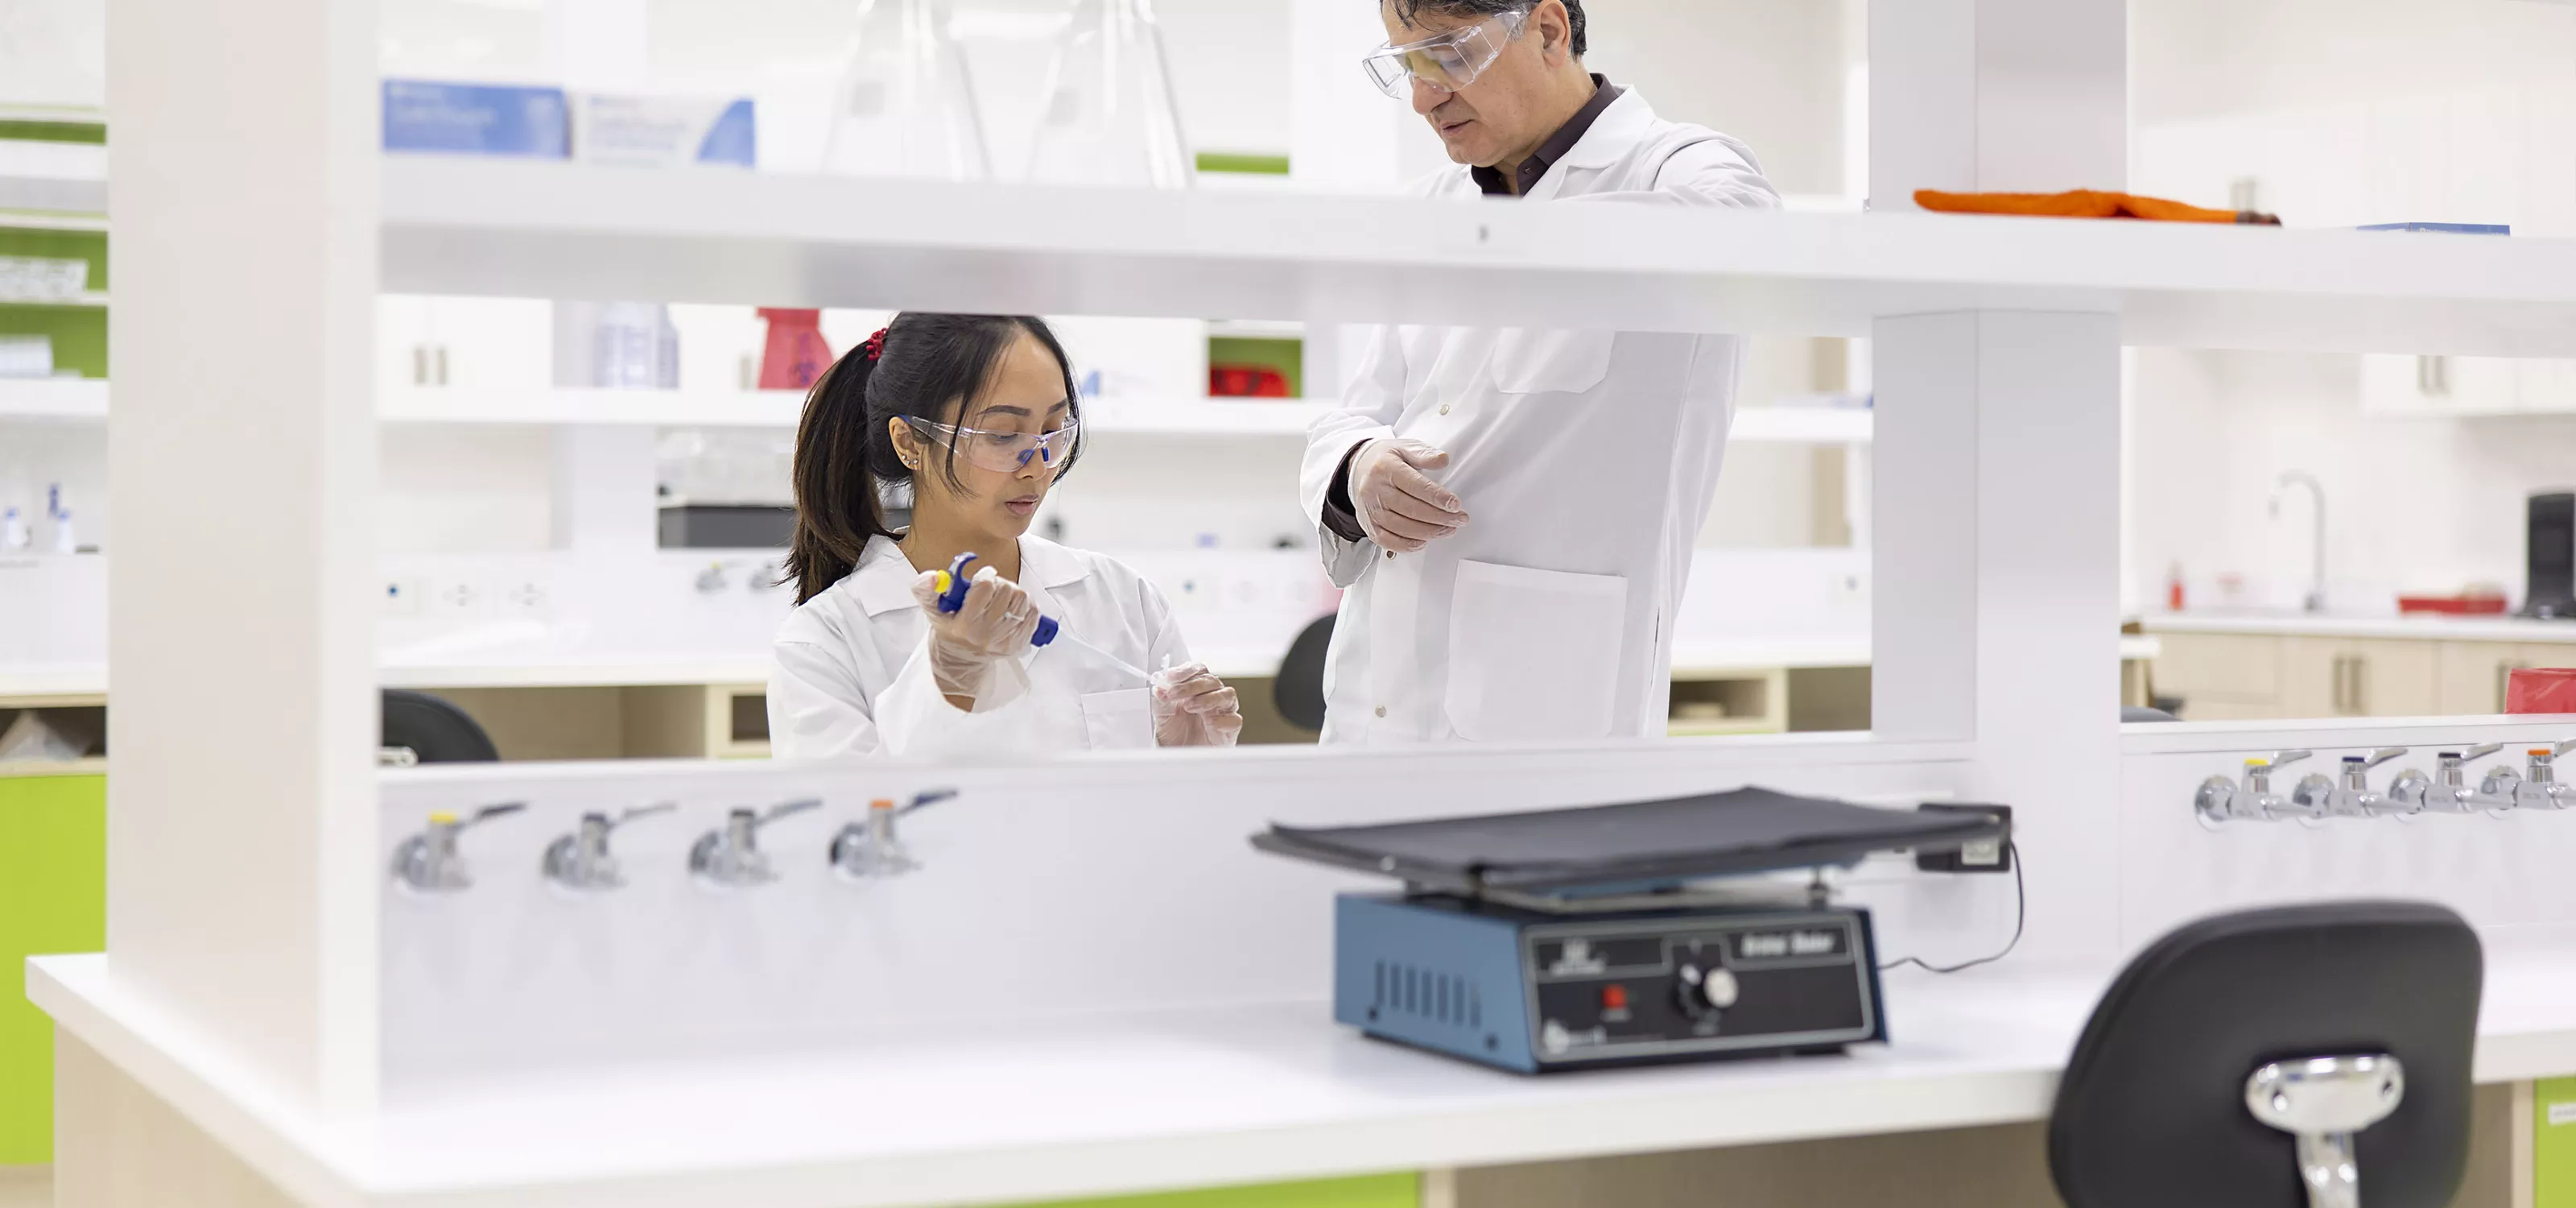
[428, 297, 551, 391]
[2360, 354, 2519, 416]
[2520, 360, 2576, 415]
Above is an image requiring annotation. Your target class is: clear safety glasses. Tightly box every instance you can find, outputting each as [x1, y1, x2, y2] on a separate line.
[906, 417, 1081, 475]
[1360, 8, 1528, 99]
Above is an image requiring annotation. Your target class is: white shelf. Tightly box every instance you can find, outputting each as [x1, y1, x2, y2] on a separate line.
[1081, 396, 1327, 435]
[0, 139, 107, 216]
[1729, 407, 1872, 444]
[379, 387, 806, 428]
[0, 211, 107, 233]
[381, 159, 2576, 358]
[0, 378, 107, 420]
[0, 289, 106, 308]
[1208, 319, 1306, 340]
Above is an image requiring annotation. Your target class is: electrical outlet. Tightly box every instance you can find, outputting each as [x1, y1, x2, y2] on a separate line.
[434, 579, 484, 617]
[1913, 803, 2013, 874]
[503, 580, 548, 614]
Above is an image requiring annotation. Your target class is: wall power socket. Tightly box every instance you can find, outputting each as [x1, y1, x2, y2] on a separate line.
[1913, 803, 2014, 874]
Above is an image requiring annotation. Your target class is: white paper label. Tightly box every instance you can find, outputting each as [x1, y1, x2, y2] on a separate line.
[2549, 1102, 2576, 1127]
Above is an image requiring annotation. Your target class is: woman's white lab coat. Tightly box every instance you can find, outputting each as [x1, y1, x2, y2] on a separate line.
[768, 535, 1190, 759]
[1297, 88, 1777, 746]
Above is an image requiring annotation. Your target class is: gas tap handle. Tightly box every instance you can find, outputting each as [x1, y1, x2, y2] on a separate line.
[896, 788, 959, 819]
[2460, 743, 2505, 763]
[463, 801, 526, 829]
[2362, 747, 2408, 771]
[2553, 738, 2576, 758]
[2265, 750, 2314, 769]
[614, 801, 679, 829]
[758, 798, 822, 828]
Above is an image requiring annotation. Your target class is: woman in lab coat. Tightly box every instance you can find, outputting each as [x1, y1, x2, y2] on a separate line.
[768, 313, 1241, 759]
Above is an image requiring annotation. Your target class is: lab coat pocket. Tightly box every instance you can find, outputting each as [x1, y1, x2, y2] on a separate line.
[1443, 561, 1628, 743]
[1490, 328, 1616, 396]
[1079, 688, 1156, 750]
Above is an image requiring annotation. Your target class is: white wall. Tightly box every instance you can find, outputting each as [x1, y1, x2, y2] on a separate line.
[2127, 0, 2576, 611]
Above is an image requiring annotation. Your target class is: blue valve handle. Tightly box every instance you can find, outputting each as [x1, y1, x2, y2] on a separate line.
[931, 552, 1060, 647]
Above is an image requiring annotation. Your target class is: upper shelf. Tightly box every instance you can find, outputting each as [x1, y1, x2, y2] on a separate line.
[381, 158, 2576, 358]
[17, 382, 1874, 443]
[0, 139, 107, 217]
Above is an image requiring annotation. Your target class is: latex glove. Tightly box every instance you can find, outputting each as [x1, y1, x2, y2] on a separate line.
[909, 567, 1038, 712]
[1151, 662, 1242, 747]
[1349, 438, 1468, 552]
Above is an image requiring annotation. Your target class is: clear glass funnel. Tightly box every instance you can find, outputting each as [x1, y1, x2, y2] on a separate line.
[1024, 0, 1194, 189]
[821, 0, 994, 180]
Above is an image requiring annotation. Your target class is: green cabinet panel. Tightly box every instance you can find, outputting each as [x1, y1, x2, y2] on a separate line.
[0, 773, 106, 1167]
[2543, 1078, 2576, 1208]
[1018, 1174, 1417, 1208]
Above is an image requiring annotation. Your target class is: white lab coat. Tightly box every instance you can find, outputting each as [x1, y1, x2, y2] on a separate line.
[767, 535, 1191, 759]
[1298, 89, 1777, 746]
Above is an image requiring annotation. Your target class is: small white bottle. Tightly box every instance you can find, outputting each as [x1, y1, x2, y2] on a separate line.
[49, 507, 75, 554]
[1, 507, 28, 552]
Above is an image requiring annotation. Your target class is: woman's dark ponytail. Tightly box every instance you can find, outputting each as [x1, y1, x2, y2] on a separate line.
[782, 312, 1084, 605]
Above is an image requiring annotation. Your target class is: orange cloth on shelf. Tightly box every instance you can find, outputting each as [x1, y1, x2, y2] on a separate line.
[1914, 188, 2280, 225]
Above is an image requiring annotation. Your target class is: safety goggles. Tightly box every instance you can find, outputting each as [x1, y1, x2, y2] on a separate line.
[906, 416, 1080, 475]
[1360, 8, 1528, 99]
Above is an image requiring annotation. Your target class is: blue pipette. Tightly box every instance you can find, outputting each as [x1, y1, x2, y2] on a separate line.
[931, 552, 1152, 681]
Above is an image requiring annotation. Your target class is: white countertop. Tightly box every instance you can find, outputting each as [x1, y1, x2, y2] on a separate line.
[35, 945, 2576, 1208]
[2144, 613, 2576, 644]
[0, 638, 2161, 701]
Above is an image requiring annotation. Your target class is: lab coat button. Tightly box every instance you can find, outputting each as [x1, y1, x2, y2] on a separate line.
[1374, 705, 1388, 718]
[1385, 550, 1396, 560]
[1439, 403, 1451, 415]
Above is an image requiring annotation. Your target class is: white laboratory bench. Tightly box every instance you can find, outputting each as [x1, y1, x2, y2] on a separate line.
[2139, 613, 2576, 722]
[2147, 612, 2576, 644]
[31, 943, 2576, 1208]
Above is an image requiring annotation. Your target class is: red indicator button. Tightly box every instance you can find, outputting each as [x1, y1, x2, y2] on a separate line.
[1601, 984, 1629, 1011]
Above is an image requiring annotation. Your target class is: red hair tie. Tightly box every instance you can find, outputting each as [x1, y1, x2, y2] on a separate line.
[862, 327, 890, 362]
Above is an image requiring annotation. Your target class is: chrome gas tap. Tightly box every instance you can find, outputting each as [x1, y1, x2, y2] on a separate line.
[688, 798, 821, 888]
[542, 802, 677, 892]
[829, 788, 957, 880]
[2196, 751, 2313, 823]
[2513, 740, 2576, 810]
[2322, 748, 2408, 818]
[390, 802, 526, 893]
[2385, 745, 2509, 815]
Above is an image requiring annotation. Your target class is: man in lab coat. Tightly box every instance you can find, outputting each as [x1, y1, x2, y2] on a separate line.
[1301, 0, 1777, 744]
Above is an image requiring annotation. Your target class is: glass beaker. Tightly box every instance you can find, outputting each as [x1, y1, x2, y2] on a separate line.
[1025, 0, 1194, 189]
[820, 0, 994, 181]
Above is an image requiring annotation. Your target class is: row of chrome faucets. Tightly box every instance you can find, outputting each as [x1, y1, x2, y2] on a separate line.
[2197, 740, 2576, 824]
[388, 790, 956, 894]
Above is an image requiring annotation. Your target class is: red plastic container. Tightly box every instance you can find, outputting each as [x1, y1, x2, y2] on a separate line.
[2507, 667, 2576, 714]
[758, 308, 835, 391]
[1209, 364, 1291, 398]
[2396, 594, 2511, 615]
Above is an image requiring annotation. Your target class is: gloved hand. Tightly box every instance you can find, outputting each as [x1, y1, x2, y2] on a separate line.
[910, 567, 1038, 712]
[1349, 438, 1468, 552]
[1151, 662, 1242, 747]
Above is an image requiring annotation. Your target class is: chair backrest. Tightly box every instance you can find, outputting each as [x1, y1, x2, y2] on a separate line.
[2049, 900, 2482, 1208]
[1273, 614, 1335, 733]
[382, 689, 500, 763]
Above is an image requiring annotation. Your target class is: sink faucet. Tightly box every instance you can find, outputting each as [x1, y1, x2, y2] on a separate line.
[390, 802, 526, 893]
[542, 802, 678, 892]
[2270, 471, 2327, 614]
[2387, 745, 2510, 815]
[688, 798, 821, 888]
[829, 788, 959, 880]
[2513, 741, 2576, 810]
[2195, 750, 2312, 823]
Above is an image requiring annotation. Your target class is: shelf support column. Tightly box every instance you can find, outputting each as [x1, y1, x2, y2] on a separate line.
[103, 0, 380, 1112]
[1867, 0, 2127, 959]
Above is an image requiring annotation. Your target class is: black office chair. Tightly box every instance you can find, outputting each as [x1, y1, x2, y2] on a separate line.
[1274, 614, 1335, 733]
[382, 689, 500, 763]
[2050, 900, 2482, 1208]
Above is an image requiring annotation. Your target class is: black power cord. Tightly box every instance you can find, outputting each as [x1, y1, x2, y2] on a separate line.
[1878, 839, 2025, 974]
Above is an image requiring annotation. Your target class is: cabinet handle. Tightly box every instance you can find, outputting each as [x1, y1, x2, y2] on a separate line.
[2419, 354, 2450, 396]
[2351, 656, 2368, 715]
[434, 345, 450, 387]
[412, 345, 428, 386]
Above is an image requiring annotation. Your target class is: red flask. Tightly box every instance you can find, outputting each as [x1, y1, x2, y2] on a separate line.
[758, 308, 835, 390]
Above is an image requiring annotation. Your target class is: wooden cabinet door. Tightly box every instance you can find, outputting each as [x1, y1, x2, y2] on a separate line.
[2289, 638, 2439, 718]
[2438, 642, 2537, 715]
[2152, 633, 2285, 718]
